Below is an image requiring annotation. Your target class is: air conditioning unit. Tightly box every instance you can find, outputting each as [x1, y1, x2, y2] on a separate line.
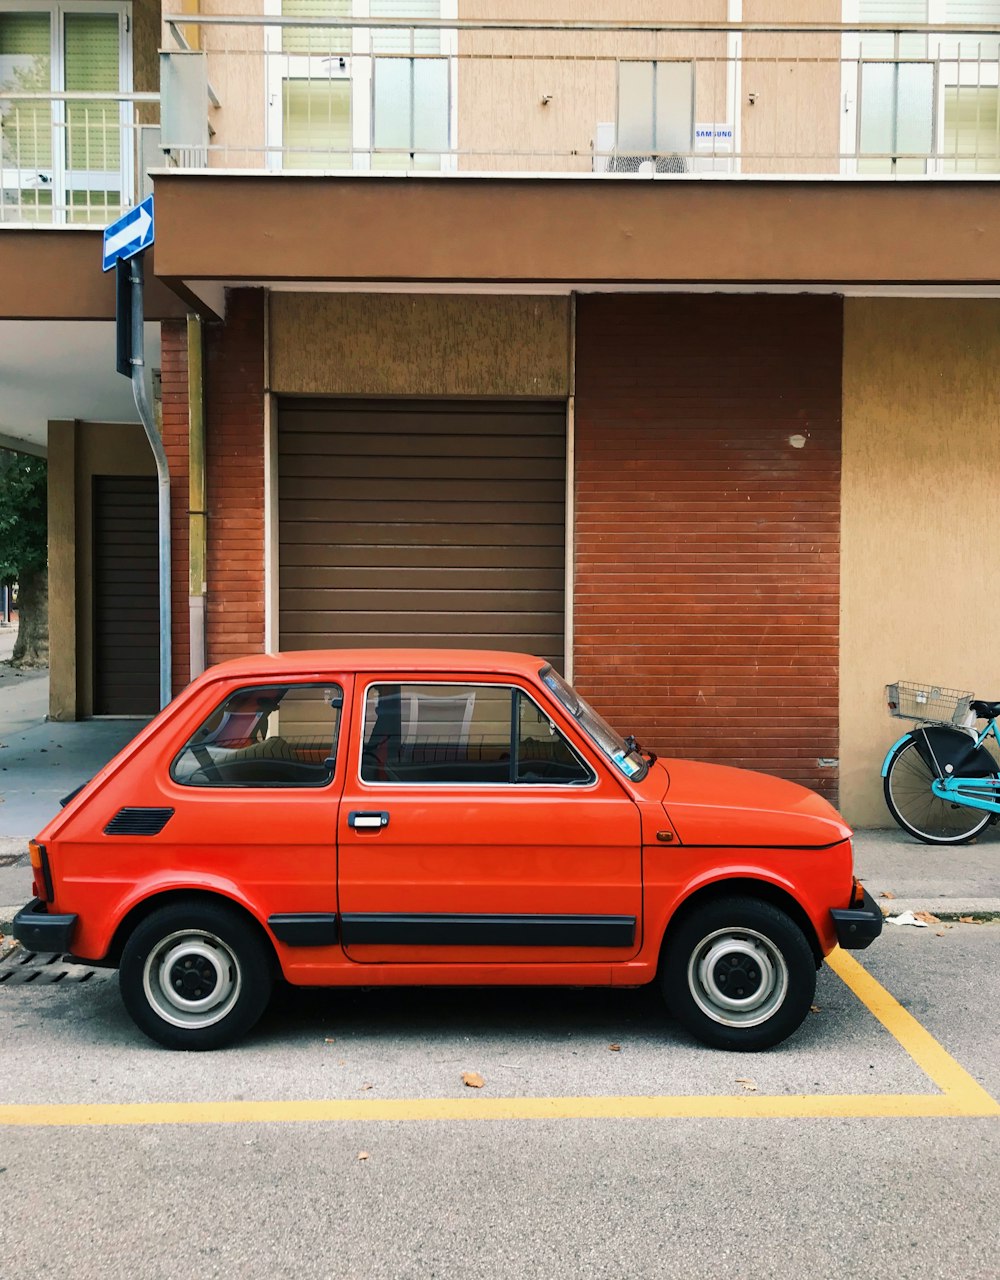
[591, 122, 688, 174]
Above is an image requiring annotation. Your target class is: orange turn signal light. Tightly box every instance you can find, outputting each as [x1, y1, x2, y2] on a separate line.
[29, 840, 53, 902]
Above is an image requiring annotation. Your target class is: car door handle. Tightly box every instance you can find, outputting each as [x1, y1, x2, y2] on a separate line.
[348, 810, 390, 830]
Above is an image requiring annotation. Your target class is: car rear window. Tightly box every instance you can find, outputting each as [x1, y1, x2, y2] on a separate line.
[171, 683, 343, 788]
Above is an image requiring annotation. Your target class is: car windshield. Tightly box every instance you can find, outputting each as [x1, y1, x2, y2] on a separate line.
[539, 666, 649, 782]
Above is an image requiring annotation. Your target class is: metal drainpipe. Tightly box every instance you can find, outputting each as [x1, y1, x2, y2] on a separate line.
[129, 252, 172, 709]
[187, 313, 206, 679]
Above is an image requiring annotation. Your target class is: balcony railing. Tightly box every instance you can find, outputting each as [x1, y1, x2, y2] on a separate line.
[160, 16, 1000, 178]
[0, 92, 160, 225]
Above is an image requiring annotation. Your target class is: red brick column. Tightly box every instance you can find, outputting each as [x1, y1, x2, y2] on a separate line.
[574, 294, 842, 799]
[159, 317, 191, 695]
[203, 289, 266, 666]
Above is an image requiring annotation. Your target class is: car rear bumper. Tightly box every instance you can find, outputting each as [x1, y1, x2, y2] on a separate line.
[829, 888, 883, 950]
[12, 898, 78, 953]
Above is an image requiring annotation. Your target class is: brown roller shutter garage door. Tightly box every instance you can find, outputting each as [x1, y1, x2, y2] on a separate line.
[92, 475, 158, 715]
[278, 400, 566, 666]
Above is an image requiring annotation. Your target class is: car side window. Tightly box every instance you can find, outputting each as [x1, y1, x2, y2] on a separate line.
[516, 690, 593, 785]
[360, 683, 593, 786]
[172, 683, 343, 788]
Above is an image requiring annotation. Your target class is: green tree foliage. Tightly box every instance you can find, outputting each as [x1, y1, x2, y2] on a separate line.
[0, 448, 48, 667]
[0, 448, 46, 581]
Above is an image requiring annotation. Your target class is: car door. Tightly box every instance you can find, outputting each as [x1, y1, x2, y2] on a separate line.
[337, 673, 643, 965]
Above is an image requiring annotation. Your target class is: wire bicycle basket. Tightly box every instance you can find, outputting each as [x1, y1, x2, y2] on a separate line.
[885, 681, 973, 725]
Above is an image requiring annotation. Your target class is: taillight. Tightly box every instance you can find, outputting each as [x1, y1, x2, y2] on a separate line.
[29, 840, 53, 903]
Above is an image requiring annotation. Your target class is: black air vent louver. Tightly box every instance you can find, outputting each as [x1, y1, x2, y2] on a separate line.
[104, 807, 175, 836]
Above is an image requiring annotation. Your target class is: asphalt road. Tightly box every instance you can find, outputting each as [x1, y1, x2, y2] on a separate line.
[0, 924, 997, 1280]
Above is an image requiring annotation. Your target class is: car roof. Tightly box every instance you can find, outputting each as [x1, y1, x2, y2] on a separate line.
[199, 649, 551, 682]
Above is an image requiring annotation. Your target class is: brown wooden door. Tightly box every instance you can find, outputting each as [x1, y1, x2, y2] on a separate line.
[277, 399, 566, 666]
[92, 475, 158, 715]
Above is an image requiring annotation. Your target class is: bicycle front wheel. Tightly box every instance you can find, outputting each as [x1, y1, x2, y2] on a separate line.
[883, 736, 994, 845]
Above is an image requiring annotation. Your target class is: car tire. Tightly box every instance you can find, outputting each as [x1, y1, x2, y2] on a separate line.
[661, 897, 816, 1051]
[119, 899, 274, 1050]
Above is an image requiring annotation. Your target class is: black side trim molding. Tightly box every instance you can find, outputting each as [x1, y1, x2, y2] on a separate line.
[267, 913, 340, 947]
[340, 913, 636, 948]
[104, 807, 175, 836]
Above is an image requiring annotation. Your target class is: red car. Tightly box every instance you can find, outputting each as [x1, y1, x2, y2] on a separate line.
[14, 650, 881, 1051]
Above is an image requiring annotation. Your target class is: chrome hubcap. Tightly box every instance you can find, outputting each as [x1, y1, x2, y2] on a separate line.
[687, 927, 789, 1028]
[143, 930, 242, 1030]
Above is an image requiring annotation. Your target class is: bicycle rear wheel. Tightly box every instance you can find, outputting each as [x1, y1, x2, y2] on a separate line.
[883, 736, 995, 845]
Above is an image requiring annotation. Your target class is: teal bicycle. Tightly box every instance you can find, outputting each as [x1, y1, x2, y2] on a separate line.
[882, 681, 1000, 845]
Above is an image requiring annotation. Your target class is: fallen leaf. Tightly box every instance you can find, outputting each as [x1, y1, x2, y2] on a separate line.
[324, 1037, 336, 1044]
[879, 891, 896, 900]
[935, 931, 946, 937]
[735, 1077, 757, 1092]
[810, 1004, 821, 1014]
[608, 1043, 621, 1052]
[359, 1083, 373, 1091]
[462, 1071, 485, 1089]
[358, 1151, 369, 1161]
[959, 915, 976, 924]
[914, 911, 940, 924]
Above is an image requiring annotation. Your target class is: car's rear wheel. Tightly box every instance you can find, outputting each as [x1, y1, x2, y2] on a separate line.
[119, 899, 274, 1050]
[661, 897, 816, 1051]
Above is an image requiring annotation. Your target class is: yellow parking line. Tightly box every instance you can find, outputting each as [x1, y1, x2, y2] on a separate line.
[0, 1092, 989, 1127]
[825, 948, 999, 1116]
[0, 951, 996, 1126]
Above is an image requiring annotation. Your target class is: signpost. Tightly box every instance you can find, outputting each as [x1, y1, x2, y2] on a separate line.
[102, 195, 171, 710]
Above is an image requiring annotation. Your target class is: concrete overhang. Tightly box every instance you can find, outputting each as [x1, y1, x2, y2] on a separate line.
[0, 229, 187, 321]
[150, 173, 1000, 290]
[0, 320, 160, 453]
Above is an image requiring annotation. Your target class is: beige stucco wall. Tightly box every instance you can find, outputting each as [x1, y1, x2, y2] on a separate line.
[840, 298, 1000, 826]
[269, 293, 571, 396]
[458, 2, 729, 173]
[47, 421, 155, 721]
[741, 1, 841, 175]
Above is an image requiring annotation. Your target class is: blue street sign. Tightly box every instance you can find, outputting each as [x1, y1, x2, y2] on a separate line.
[102, 195, 154, 272]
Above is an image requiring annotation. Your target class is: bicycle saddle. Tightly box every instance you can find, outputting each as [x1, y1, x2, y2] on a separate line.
[969, 700, 1000, 719]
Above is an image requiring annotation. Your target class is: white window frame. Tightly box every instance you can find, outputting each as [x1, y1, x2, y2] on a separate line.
[0, 0, 132, 221]
[264, 0, 455, 172]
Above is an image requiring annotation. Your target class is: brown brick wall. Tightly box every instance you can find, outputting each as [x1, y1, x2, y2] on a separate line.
[574, 294, 842, 799]
[159, 289, 266, 694]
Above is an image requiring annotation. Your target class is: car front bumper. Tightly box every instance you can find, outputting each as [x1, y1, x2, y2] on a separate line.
[12, 898, 78, 953]
[829, 887, 883, 950]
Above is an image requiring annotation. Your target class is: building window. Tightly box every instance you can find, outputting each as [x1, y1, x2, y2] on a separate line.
[852, 0, 1000, 172]
[372, 55, 448, 168]
[270, 0, 451, 169]
[0, 1, 129, 223]
[613, 60, 694, 172]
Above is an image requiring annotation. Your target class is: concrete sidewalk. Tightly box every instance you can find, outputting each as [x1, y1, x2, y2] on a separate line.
[1, 664, 998, 933]
[1, 642, 146, 932]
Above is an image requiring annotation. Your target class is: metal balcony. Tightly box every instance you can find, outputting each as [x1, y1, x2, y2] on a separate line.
[159, 15, 1000, 178]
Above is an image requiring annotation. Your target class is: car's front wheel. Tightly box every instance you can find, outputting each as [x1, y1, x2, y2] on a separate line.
[661, 897, 816, 1051]
[119, 899, 274, 1050]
